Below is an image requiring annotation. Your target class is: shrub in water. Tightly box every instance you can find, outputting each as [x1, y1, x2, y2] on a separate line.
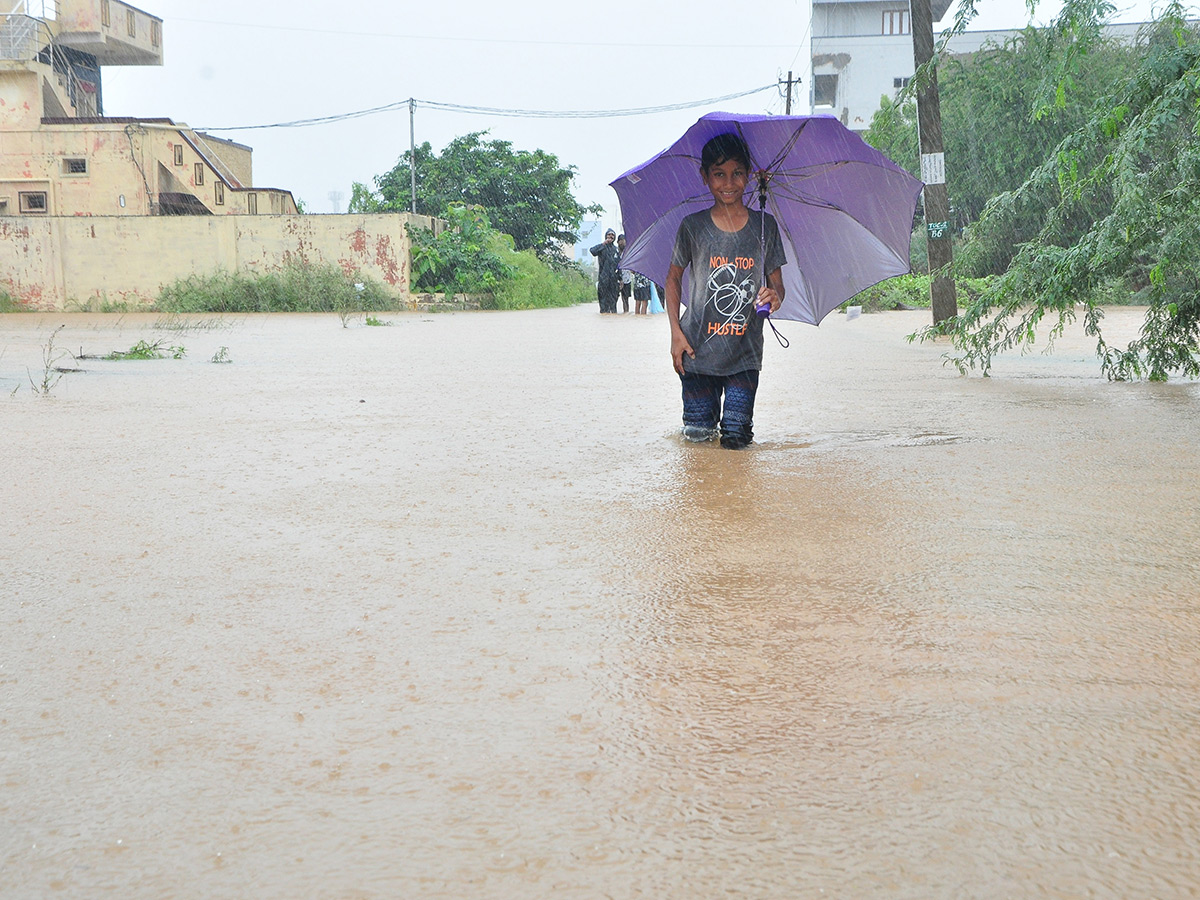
[156, 262, 395, 313]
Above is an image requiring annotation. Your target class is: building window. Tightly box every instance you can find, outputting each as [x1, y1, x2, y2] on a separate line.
[215, 181, 225, 205]
[173, 144, 183, 166]
[101, 0, 110, 27]
[127, 9, 137, 38]
[893, 77, 912, 91]
[19, 191, 48, 214]
[194, 162, 204, 185]
[247, 193, 258, 215]
[883, 10, 910, 35]
[813, 74, 838, 107]
[151, 20, 161, 48]
[62, 158, 88, 175]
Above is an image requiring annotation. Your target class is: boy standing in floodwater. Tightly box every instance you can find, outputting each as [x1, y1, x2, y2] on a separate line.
[665, 133, 785, 449]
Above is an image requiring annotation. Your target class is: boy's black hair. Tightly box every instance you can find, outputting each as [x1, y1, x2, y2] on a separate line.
[700, 133, 752, 176]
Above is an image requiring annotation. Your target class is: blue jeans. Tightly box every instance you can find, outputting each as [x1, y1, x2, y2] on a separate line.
[680, 369, 759, 448]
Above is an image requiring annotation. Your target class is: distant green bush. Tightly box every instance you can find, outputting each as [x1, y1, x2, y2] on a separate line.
[156, 262, 396, 313]
[489, 248, 593, 310]
[411, 203, 594, 309]
[847, 274, 996, 313]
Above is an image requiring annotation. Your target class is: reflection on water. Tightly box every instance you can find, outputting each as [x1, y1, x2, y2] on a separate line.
[2, 307, 1198, 898]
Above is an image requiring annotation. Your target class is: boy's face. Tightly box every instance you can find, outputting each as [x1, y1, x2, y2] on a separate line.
[702, 158, 749, 210]
[618, 237, 626, 250]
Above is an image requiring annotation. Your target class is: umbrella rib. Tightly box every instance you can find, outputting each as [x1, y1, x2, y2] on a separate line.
[759, 120, 811, 172]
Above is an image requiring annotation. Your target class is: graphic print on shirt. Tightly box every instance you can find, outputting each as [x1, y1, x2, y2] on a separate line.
[703, 254, 756, 342]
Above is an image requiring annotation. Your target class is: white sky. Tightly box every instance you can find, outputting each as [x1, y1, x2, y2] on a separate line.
[99, 0, 1177, 228]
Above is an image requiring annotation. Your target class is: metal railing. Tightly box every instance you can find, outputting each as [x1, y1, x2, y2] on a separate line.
[0, 8, 94, 116]
[0, 11, 40, 58]
[10, 1, 61, 19]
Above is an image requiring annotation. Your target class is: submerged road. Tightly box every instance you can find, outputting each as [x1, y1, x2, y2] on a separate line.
[2, 305, 1198, 898]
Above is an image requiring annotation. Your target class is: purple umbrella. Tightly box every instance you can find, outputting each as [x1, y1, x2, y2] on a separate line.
[610, 112, 923, 326]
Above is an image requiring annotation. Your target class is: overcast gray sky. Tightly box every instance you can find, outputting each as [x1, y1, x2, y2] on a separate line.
[101, 0, 1171, 228]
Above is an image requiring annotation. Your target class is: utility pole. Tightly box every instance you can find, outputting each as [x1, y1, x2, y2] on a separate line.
[910, 0, 957, 323]
[779, 70, 801, 114]
[409, 98, 417, 215]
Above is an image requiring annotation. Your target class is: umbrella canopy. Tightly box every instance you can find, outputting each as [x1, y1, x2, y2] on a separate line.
[610, 112, 924, 326]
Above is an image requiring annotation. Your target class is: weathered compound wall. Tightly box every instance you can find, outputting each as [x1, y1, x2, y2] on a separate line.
[0, 212, 434, 309]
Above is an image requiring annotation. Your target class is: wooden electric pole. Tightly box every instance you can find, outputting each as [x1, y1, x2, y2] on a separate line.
[910, 0, 957, 323]
[779, 70, 802, 114]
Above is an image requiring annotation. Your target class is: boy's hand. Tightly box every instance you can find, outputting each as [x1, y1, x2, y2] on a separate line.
[671, 330, 694, 375]
[757, 285, 781, 314]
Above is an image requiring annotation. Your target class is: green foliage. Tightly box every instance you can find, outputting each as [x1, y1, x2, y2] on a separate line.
[351, 131, 602, 264]
[489, 248, 594, 310]
[862, 95, 919, 174]
[210, 346, 232, 363]
[156, 262, 395, 314]
[407, 203, 589, 309]
[0, 289, 22, 313]
[406, 205, 516, 297]
[919, 9, 1200, 380]
[348, 181, 382, 214]
[106, 339, 186, 360]
[849, 274, 995, 313]
[865, 25, 1135, 243]
[946, 27, 1131, 230]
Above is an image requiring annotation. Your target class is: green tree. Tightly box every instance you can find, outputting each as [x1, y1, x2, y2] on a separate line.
[922, 8, 1200, 380]
[862, 95, 918, 173]
[350, 132, 602, 265]
[864, 26, 1133, 238]
[406, 204, 514, 296]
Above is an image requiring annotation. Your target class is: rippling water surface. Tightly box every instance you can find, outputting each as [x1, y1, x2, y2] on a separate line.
[2, 307, 1198, 898]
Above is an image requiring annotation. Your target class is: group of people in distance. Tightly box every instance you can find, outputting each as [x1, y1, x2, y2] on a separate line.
[589, 230, 653, 316]
[594, 132, 785, 450]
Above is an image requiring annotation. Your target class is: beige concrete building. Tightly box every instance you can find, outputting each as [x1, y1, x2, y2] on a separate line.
[0, 1, 431, 310]
[1, 0, 296, 217]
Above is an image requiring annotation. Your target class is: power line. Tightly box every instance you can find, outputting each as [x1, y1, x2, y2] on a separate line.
[196, 85, 777, 132]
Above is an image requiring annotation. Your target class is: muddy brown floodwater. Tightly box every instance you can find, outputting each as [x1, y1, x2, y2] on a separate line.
[2, 306, 1199, 898]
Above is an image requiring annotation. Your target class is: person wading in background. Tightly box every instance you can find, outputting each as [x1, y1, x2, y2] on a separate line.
[590, 228, 621, 314]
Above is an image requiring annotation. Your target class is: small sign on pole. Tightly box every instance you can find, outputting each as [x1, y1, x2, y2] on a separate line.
[920, 152, 946, 186]
[926, 221, 950, 240]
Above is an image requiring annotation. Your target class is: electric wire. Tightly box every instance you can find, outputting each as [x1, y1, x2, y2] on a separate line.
[196, 86, 777, 132]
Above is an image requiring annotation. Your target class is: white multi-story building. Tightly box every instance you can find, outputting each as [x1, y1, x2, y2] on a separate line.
[810, 0, 1150, 130]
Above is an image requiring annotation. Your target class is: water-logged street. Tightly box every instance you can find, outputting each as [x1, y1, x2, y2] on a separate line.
[2, 305, 1199, 898]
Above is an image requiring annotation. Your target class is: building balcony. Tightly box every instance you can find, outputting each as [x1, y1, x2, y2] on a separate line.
[55, 0, 162, 66]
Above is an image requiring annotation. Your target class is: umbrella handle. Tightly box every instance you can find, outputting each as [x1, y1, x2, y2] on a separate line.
[753, 170, 786, 343]
[756, 171, 770, 318]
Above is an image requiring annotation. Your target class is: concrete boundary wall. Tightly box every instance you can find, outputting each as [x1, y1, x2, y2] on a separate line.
[0, 212, 434, 310]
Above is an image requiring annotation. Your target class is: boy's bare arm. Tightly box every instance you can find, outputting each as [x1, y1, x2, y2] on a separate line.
[665, 264, 692, 375]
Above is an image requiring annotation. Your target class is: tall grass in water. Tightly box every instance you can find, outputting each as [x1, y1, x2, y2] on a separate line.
[156, 263, 397, 313]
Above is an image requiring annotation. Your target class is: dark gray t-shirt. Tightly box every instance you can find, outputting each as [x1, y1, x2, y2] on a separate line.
[671, 209, 786, 376]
